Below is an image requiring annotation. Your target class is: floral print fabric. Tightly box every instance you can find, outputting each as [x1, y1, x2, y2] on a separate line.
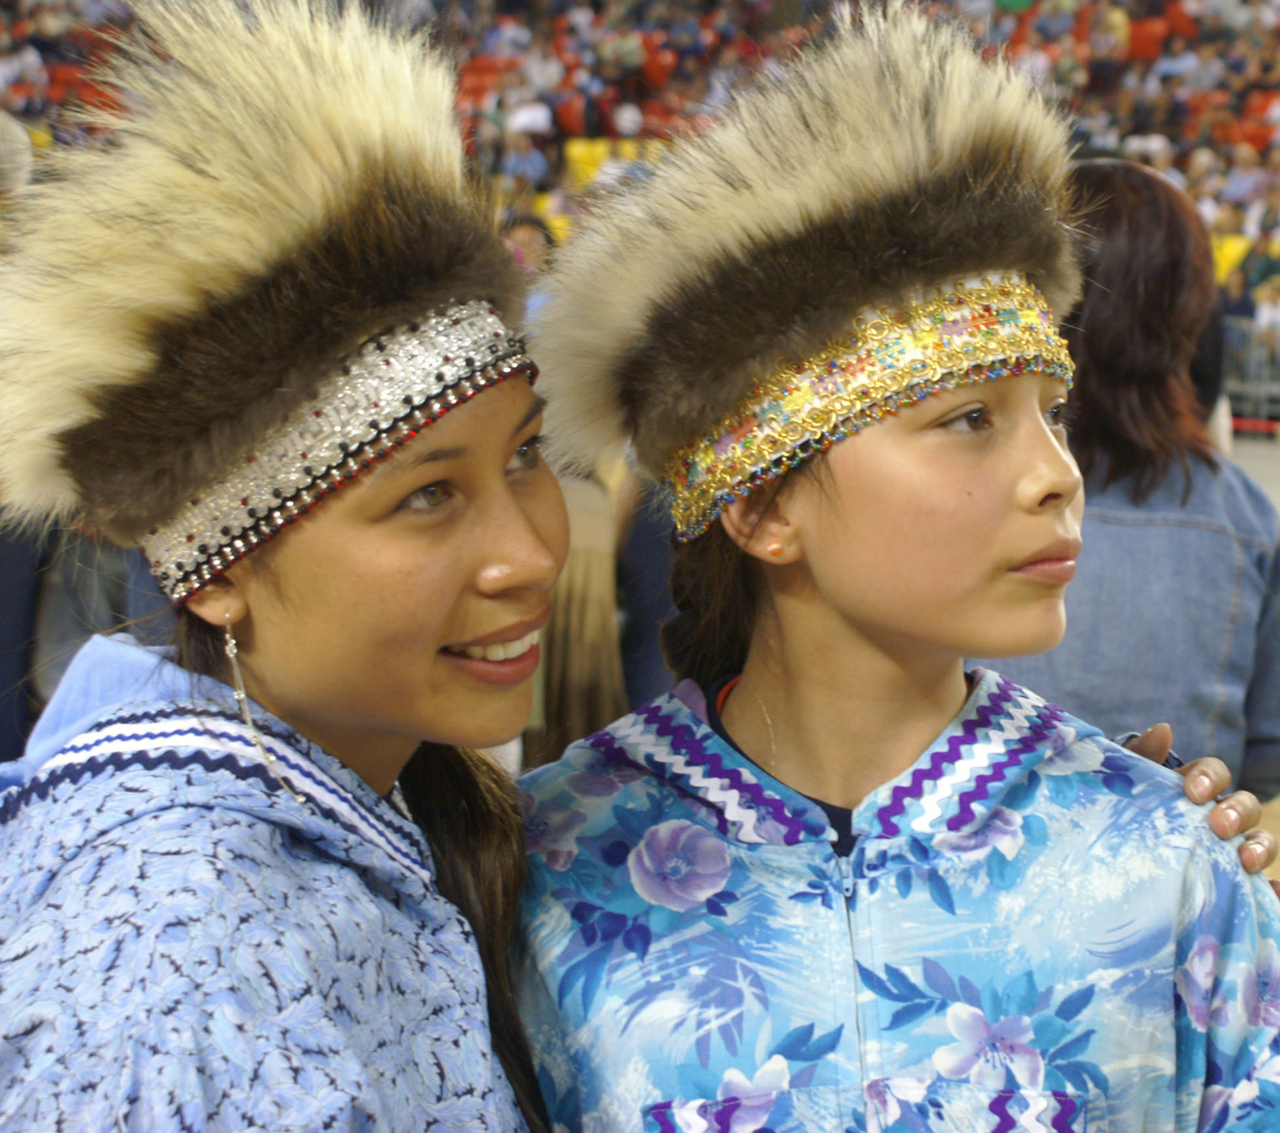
[518, 670, 1280, 1132]
[0, 636, 525, 1132]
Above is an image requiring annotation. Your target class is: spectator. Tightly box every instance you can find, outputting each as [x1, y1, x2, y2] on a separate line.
[1223, 266, 1259, 317]
[500, 130, 550, 191]
[1246, 183, 1280, 238]
[520, 30, 564, 95]
[983, 161, 1280, 795]
[1152, 33, 1200, 82]
[1224, 142, 1267, 204]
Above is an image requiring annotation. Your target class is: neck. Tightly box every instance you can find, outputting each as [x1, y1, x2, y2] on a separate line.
[720, 602, 970, 811]
[236, 666, 418, 797]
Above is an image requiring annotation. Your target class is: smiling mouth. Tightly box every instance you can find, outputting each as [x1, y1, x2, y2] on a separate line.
[443, 628, 541, 662]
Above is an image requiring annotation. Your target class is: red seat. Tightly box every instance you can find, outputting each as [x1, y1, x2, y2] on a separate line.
[555, 93, 587, 136]
[1127, 18, 1169, 64]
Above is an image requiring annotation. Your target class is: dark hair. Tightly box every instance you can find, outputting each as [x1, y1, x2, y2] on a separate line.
[174, 608, 549, 1132]
[660, 471, 808, 685]
[661, 520, 762, 686]
[502, 213, 555, 248]
[1064, 160, 1218, 503]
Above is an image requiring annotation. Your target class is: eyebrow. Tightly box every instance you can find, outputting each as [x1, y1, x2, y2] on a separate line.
[372, 392, 547, 481]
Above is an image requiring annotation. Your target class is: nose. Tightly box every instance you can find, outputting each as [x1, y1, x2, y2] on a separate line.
[473, 481, 566, 598]
[1015, 411, 1083, 515]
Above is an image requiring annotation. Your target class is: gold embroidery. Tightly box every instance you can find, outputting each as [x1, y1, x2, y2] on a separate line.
[662, 274, 1073, 540]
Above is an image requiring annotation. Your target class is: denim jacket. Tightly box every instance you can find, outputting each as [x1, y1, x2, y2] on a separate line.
[978, 457, 1280, 799]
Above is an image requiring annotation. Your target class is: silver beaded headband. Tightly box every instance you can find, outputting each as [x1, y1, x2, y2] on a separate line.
[142, 299, 534, 602]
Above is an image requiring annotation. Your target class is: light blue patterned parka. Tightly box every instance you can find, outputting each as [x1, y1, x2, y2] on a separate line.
[518, 671, 1280, 1133]
[0, 634, 526, 1132]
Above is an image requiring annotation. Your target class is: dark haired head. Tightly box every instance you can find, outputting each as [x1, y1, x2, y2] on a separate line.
[1065, 160, 1217, 503]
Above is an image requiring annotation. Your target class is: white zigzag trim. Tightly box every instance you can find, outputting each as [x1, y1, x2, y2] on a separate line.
[611, 711, 771, 844]
[910, 689, 1044, 835]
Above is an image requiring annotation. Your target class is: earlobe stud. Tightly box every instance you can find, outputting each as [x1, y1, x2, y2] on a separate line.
[766, 540, 784, 557]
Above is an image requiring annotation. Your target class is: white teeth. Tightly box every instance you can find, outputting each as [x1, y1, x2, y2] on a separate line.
[448, 628, 541, 662]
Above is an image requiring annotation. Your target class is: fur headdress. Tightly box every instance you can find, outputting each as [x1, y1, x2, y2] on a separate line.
[536, 3, 1080, 535]
[0, 0, 528, 598]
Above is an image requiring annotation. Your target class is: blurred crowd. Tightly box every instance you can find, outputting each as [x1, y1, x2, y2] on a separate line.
[13, 0, 1280, 300]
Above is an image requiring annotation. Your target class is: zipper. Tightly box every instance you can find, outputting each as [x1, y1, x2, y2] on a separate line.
[836, 850, 854, 898]
[835, 841, 867, 1115]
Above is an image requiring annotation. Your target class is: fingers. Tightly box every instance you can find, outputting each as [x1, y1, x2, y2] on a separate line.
[1177, 757, 1232, 806]
[1239, 828, 1279, 875]
[1123, 723, 1173, 765]
[1212, 788, 1263, 838]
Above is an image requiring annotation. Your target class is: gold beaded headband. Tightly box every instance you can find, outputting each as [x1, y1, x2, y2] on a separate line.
[662, 273, 1074, 540]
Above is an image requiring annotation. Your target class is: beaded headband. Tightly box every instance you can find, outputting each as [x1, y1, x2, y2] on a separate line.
[662, 273, 1074, 540]
[143, 299, 534, 601]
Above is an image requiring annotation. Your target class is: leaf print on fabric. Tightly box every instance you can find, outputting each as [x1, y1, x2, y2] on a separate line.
[523, 791, 589, 872]
[628, 820, 732, 912]
[932, 1003, 1045, 1090]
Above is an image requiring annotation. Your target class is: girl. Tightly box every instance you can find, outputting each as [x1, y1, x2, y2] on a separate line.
[519, 8, 1280, 1131]
[0, 2, 564, 1129]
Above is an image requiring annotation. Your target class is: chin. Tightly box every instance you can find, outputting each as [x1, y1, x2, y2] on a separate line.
[427, 696, 534, 751]
[969, 612, 1067, 660]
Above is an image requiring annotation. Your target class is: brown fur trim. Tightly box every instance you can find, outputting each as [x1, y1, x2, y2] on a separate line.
[535, 3, 1082, 480]
[0, 0, 516, 539]
[61, 169, 523, 541]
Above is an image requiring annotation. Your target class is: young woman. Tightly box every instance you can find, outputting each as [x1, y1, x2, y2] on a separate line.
[985, 160, 1280, 798]
[518, 8, 1280, 1131]
[0, 2, 564, 1129]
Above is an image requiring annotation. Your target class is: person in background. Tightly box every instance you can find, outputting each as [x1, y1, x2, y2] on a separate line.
[983, 161, 1280, 799]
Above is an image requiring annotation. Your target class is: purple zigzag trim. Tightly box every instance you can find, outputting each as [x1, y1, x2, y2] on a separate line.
[637, 701, 809, 845]
[648, 1103, 677, 1133]
[947, 698, 1065, 831]
[712, 1099, 741, 1133]
[1051, 1092, 1079, 1131]
[585, 725, 641, 769]
[988, 1092, 1017, 1133]
[876, 675, 1017, 836]
[586, 719, 731, 837]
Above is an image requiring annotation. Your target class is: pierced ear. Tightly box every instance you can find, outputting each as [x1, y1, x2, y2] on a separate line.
[720, 492, 799, 565]
[184, 574, 249, 629]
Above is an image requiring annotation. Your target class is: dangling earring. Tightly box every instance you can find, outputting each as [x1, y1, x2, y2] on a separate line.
[766, 540, 784, 557]
[224, 616, 305, 803]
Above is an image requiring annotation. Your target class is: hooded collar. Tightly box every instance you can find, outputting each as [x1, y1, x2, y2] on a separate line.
[594, 669, 1098, 848]
[4, 633, 436, 897]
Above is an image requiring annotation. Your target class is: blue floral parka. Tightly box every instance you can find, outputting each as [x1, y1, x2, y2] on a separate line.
[0, 634, 526, 1132]
[517, 670, 1280, 1133]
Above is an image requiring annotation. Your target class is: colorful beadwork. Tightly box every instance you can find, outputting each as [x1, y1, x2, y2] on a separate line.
[143, 300, 534, 601]
[662, 273, 1074, 540]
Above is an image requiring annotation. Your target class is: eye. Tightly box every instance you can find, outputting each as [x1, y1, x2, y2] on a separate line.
[401, 481, 453, 511]
[509, 434, 544, 473]
[1045, 400, 1076, 431]
[940, 405, 991, 433]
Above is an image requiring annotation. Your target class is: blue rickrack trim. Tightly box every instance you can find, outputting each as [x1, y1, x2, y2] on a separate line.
[1, 722, 436, 889]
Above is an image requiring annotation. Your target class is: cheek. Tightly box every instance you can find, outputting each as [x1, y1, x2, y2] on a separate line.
[812, 462, 999, 596]
[533, 475, 571, 571]
[256, 519, 462, 669]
